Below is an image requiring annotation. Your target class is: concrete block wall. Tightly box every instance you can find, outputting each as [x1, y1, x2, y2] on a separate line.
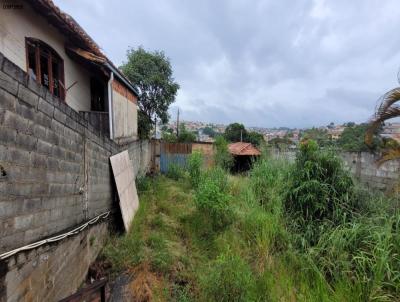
[0, 52, 151, 301]
[1, 222, 108, 302]
[0, 53, 119, 253]
[269, 148, 297, 162]
[126, 140, 151, 177]
[341, 151, 400, 192]
[270, 148, 400, 192]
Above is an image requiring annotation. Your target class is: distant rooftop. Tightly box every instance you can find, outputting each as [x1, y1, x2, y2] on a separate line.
[228, 142, 261, 156]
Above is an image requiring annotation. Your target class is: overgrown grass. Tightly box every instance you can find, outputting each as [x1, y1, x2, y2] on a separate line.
[103, 143, 400, 301]
[166, 163, 186, 180]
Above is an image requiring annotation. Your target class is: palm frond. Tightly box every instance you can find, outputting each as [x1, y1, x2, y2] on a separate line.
[373, 105, 400, 123]
[375, 88, 400, 117]
[376, 147, 400, 166]
[365, 87, 400, 147]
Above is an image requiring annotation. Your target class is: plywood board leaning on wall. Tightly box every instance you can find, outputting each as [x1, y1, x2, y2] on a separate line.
[110, 150, 139, 231]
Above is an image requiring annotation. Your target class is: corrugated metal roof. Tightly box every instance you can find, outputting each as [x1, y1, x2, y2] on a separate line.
[228, 142, 261, 156]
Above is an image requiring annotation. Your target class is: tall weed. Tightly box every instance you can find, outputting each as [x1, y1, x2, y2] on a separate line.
[249, 155, 289, 211]
[194, 167, 233, 231]
[187, 151, 203, 188]
[309, 212, 400, 300]
[214, 136, 233, 171]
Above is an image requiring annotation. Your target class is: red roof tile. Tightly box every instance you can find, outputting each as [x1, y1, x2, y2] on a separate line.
[228, 142, 261, 156]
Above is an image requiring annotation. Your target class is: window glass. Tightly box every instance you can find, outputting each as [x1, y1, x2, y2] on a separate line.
[27, 45, 36, 80]
[40, 53, 49, 89]
[52, 60, 60, 97]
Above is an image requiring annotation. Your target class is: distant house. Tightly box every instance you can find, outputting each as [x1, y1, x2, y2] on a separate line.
[0, 0, 139, 143]
[327, 126, 345, 140]
[228, 142, 261, 172]
[382, 123, 400, 143]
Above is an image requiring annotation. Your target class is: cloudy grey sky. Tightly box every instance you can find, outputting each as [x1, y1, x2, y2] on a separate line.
[55, 0, 400, 128]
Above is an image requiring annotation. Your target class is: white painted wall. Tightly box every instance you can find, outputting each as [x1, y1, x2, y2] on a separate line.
[0, 3, 91, 112]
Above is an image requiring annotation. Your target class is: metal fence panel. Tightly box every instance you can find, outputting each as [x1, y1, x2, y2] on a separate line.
[160, 153, 189, 174]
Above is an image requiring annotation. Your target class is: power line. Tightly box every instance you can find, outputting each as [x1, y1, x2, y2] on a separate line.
[0, 211, 111, 260]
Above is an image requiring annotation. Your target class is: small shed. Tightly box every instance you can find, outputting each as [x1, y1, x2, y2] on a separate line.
[228, 142, 261, 172]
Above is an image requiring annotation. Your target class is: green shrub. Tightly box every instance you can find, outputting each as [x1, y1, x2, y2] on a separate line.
[201, 250, 256, 302]
[187, 151, 203, 188]
[194, 168, 232, 231]
[167, 163, 185, 180]
[214, 136, 233, 171]
[285, 140, 356, 246]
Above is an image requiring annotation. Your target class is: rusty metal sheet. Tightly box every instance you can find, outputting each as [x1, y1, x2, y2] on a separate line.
[161, 142, 192, 154]
[110, 150, 139, 232]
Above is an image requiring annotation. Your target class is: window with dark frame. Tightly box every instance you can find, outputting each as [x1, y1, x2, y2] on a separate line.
[26, 38, 65, 100]
[90, 77, 106, 112]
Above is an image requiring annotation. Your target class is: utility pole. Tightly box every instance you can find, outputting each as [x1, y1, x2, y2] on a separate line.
[176, 108, 180, 137]
[240, 130, 243, 142]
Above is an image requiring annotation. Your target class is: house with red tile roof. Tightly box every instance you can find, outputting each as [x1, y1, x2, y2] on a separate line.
[228, 142, 261, 172]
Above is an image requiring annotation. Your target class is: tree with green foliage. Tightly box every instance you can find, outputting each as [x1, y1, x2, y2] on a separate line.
[161, 123, 196, 143]
[137, 111, 153, 139]
[301, 127, 332, 147]
[203, 126, 217, 138]
[337, 123, 381, 152]
[246, 131, 264, 146]
[224, 123, 263, 146]
[327, 122, 335, 129]
[177, 123, 196, 143]
[161, 130, 177, 143]
[224, 123, 247, 142]
[345, 122, 355, 127]
[121, 46, 180, 138]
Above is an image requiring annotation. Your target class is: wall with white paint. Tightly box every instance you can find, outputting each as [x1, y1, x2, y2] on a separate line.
[0, 2, 92, 112]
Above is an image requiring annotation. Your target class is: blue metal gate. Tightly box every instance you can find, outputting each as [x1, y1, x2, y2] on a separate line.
[160, 142, 192, 174]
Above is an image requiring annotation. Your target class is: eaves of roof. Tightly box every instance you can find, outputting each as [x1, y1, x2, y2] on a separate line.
[27, 0, 139, 97]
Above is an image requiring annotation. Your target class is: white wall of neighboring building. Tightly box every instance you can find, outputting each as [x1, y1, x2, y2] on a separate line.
[0, 3, 91, 112]
[112, 89, 138, 140]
